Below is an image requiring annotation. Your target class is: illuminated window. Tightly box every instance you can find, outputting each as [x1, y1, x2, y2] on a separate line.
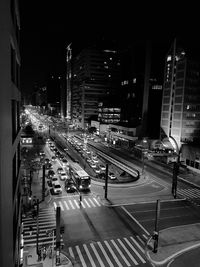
[133, 78, 136, 84]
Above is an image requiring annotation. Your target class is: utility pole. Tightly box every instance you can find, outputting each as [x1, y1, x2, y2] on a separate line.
[36, 199, 39, 259]
[172, 153, 180, 198]
[56, 207, 61, 266]
[104, 163, 109, 199]
[153, 199, 160, 253]
[42, 165, 45, 201]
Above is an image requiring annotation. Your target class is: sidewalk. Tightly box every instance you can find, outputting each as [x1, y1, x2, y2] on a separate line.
[145, 223, 200, 266]
[23, 246, 72, 267]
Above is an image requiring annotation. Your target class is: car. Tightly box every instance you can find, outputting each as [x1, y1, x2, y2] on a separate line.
[57, 167, 63, 174]
[45, 158, 50, 164]
[51, 156, 56, 162]
[93, 158, 98, 163]
[60, 171, 68, 181]
[86, 158, 92, 163]
[47, 170, 55, 178]
[53, 181, 62, 194]
[65, 179, 76, 193]
[108, 172, 116, 180]
[45, 162, 53, 169]
[92, 154, 97, 159]
[99, 173, 106, 180]
[51, 176, 59, 184]
[90, 162, 96, 168]
[62, 158, 69, 166]
[99, 164, 106, 171]
[94, 167, 101, 173]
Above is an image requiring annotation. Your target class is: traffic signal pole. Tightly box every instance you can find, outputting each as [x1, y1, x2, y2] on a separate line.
[42, 165, 45, 201]
[104, 163, 108, 199]
[153, 199, 160, 253]
[56, 207, 61, 265]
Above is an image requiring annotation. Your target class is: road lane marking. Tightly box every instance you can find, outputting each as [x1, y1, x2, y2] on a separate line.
[84, 199, 91, 208]
[131, 236, 145, 253]
[64, 201, 70, 210]
[97, 241, 114, 267]
[76, 245, 87, 267]
[74, 199, 80, 209]
[111, 239, 130, 266]
[90, 243, 105, 267]
[104, 240, 123, 267]
[83, 244, 96, 267]
[93, 197, 101, 206]
[68, 247, 74, 258]
[124, 237, 146, 263]
[117, 239, 138, 265]
[69, 200, 75, 209]
[88, 198, 96, 207]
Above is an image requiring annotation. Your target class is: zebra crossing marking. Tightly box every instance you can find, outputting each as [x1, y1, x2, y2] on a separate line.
[117, 239, 138, 265]
[83, 199, 91, 208]
[69, 200, 75, 209]
[74, 199, 80, 209]
[83, 244, 96, 267]
[90, 243, 105, 267]
[131, 237, 145, 254]
[59, 201, 64, 211]
[124, 238, 146, 263]
[97, 241, 114, 267]
[64, 201, 70, 210]
[53, 197, 102, 211]
[93, 197, 101, 206]
[76, 245, 87, 267]
[111, 239, 131, 266]
[68, 236, 146, 267]
[104, 240, 123, 267]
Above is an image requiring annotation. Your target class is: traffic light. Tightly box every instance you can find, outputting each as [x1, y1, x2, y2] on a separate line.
[60, 225, 65, 234]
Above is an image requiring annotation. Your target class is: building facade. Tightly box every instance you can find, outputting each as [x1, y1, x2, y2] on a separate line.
[0, 0, 22, 266]
[160, 39, 200, 148]
[66, 45, 121, 129]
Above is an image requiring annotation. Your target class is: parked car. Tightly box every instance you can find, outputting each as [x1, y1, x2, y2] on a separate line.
[52, 176, 59, 184]
[65, 179, 76, 193]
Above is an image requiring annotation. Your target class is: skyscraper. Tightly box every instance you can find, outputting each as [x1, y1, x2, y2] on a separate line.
[0, 0, 22, 266]
[66, 42, 121, 129]
[160, 39, 200, 148]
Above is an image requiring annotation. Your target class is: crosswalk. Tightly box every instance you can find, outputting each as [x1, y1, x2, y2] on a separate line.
[22, 207, 64, 247]
[67, 235, 147, 267]
[53, 197, 102, 211]
[177, 187, 200, 204]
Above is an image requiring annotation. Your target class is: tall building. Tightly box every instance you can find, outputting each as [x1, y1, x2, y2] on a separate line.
[66, 43, 121, 129]
[160, 39, 200, 148]
[0, 0, 22, 267]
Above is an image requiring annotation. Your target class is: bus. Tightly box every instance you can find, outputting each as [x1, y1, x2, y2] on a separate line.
[68, 162, 91, 192]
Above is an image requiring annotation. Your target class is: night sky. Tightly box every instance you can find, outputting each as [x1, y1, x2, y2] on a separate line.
[19, 1, 199, 96]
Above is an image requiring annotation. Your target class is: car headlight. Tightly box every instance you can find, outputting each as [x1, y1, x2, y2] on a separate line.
[89, 184, 91, 188]
[79, 185, 83, 189]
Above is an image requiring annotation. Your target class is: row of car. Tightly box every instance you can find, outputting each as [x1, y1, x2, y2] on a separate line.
[68, 137, 117, 180]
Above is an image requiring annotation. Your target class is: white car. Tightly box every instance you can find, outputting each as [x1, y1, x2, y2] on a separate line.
[108, 172, 116, 180]
[53, 181, 62, 194]
[99, 164, 106, 171]
[60, 171, 68, 181]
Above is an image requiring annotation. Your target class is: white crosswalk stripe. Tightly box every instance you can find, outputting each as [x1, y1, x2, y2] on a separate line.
[53, 197, 102, 211]
[22, 208, 64, 248]
[68, 236, 146, 267]
[178, 188, 200, 199]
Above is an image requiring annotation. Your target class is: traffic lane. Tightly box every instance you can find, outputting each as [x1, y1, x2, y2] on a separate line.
[61, 205, 144, 248]
[122, 201, 200, 233]
[91, 179, 172, 204]
[169, 246, 200, 267]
